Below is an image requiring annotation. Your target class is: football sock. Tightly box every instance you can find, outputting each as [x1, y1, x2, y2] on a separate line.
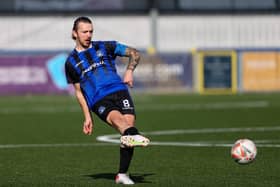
[123, 127, 139, 135]
[119, 146, 134, 173]
[118, 127, 138, 173]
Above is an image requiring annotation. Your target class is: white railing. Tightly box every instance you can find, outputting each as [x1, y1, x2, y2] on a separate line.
[0, 15, 280, 51]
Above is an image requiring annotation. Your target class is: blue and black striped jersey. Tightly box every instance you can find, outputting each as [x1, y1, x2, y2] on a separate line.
[65, 41, 128, 108]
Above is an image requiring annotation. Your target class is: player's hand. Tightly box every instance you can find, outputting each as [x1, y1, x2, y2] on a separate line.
[83, 118, 93, 135]
[123, 69, 134, 88]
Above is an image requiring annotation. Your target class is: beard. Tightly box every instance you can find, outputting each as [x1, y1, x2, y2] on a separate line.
[80, 40, 91, 49]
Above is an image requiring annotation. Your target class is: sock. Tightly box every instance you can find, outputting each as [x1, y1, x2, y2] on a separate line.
[118, 127, 138, 173]
[119, 147, 134, 173]
[123, 127, 139, 135]
[118, 127, 139, 173]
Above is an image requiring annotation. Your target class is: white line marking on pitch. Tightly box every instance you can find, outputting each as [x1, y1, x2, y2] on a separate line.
[96, 126, 280, 148]
[1, 126, 280, 149]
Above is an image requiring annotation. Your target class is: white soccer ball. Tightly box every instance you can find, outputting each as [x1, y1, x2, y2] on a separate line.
[231, 139, 257, 164]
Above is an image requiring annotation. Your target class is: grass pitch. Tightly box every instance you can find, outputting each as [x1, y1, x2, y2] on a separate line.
[0, 93, 280, 186]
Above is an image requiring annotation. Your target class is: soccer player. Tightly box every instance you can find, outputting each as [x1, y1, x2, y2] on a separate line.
[64, 16, 150, 185]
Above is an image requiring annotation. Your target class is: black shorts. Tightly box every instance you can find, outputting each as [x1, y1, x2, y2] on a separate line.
[92, 90, 135, 122]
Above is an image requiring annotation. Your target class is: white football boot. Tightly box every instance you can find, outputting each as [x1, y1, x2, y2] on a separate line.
[120, 134, 150, 147]
[115, 173, 135, 185]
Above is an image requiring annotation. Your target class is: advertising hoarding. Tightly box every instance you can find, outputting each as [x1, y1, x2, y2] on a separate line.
[0, 52, 192, 94]
[241, 51, 280, 91]
[197, 50, 237, 94]
[0, 53, 69, 95]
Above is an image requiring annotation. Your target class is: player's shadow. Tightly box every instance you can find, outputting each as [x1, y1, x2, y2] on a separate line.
[85, 173, 154, 184]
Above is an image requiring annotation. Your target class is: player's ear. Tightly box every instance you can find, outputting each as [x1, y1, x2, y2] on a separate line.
[72, 30, 77, 40]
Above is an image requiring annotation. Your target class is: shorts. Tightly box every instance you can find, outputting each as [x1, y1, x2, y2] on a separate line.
[92, 90, 135, 122]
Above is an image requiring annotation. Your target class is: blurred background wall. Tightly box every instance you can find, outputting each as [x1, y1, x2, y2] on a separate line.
[1, 0, 280, 94]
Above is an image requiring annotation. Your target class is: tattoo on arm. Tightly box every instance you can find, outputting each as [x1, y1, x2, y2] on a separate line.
[125, 47, 140, 71]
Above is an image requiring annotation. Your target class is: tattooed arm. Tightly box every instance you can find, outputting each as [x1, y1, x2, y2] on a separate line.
[126, 47, 140, 71]
[123, 47, 140, 87]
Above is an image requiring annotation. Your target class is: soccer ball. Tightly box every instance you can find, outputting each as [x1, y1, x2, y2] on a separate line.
[231, 139, 257, 164]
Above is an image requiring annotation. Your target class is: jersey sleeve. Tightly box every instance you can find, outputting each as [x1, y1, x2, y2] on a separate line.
[104, 41, 128, 57]
[114, 42, 128, 56]
[65, 61, 80, 84]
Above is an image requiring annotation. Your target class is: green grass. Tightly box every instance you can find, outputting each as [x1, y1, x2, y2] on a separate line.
[0, 93, 280, 186]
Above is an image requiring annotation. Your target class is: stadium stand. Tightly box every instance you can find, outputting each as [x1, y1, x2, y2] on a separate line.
[0, 16, 149, 51]
[1, 15, 280, 52]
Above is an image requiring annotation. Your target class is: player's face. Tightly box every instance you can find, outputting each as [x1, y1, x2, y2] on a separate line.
[74, 22, 93, 49]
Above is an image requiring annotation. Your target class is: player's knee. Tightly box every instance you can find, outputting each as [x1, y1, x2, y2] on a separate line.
[108, 113, 128, 126]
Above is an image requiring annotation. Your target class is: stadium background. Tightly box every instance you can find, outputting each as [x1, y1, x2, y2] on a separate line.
[1, 1, 280, 187]
[1, 0, 280, 94]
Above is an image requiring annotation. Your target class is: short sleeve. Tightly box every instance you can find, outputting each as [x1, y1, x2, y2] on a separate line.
[114, 42, 128, 56]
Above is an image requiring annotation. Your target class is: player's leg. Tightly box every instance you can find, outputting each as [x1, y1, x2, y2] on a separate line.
[121, 114, 150, 147]
[106, 111, 149, 147]
[115, 90, 150, 147]
[106, 110, 133, 134]
[118, 114, 135, 176]
[93, 91, 149, 184]
[106, 111, 135, 184]
[106, 111, 149, 185]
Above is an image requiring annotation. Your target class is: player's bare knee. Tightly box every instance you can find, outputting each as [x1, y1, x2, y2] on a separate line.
[108, 114, 129, 127]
